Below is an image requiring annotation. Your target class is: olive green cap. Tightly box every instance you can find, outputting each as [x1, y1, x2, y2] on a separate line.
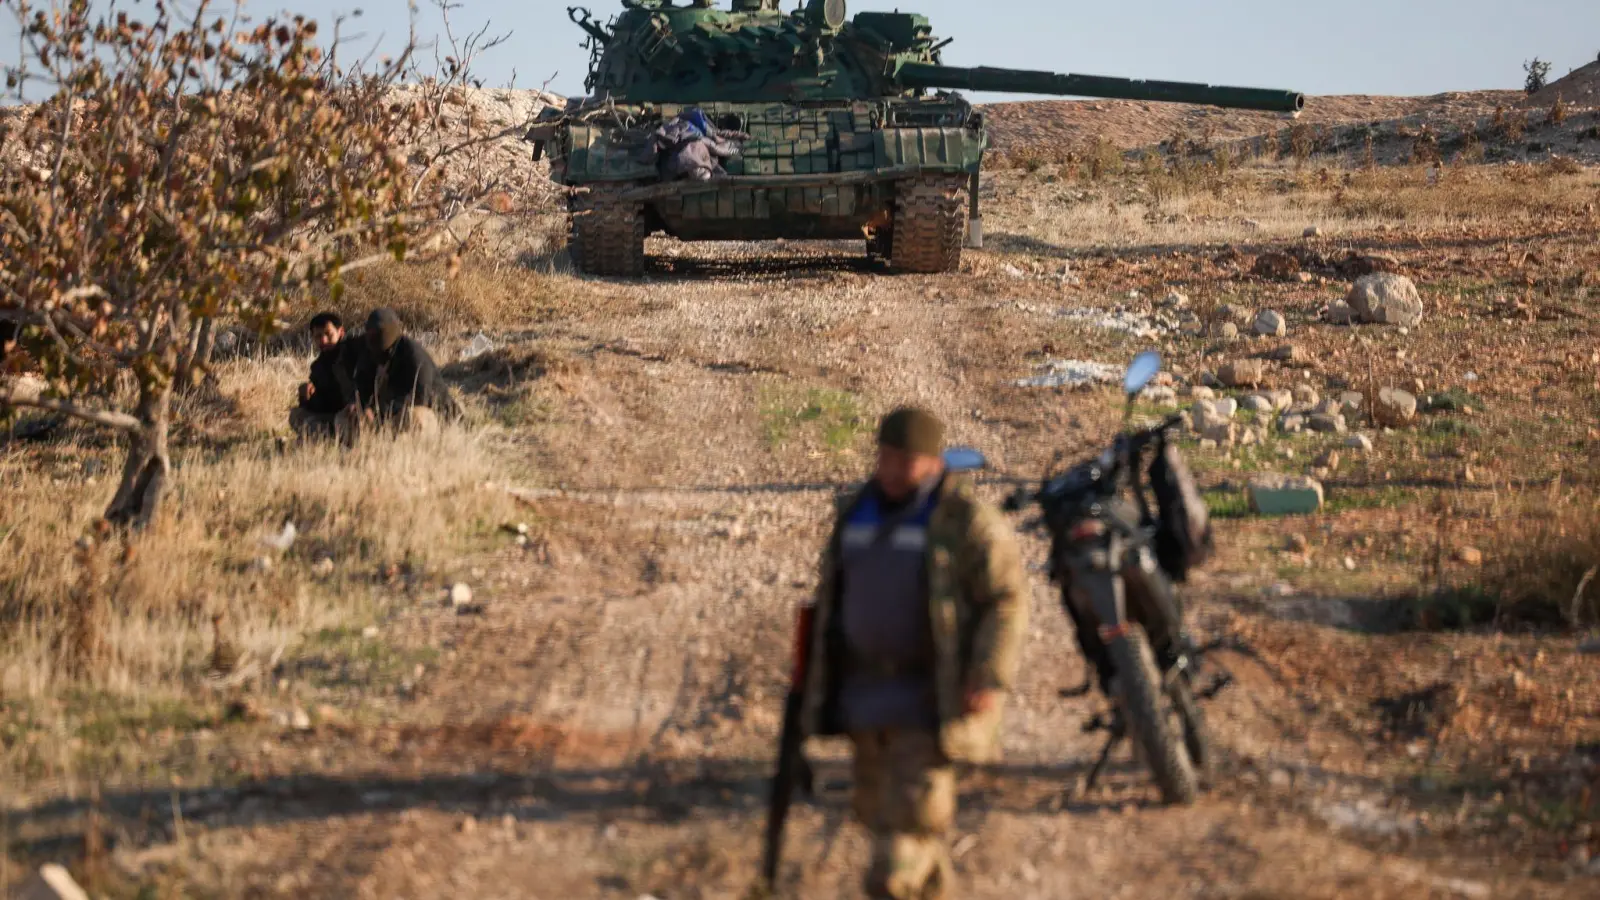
[877, 407, 945, 456]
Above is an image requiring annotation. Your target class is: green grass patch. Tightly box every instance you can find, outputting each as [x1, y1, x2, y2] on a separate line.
[488, 393, 555, 429]
[305, 625, 440, 687]
[1423, 388, 1483, 415]
[72, 696, 214, 747]
[759, 386, 869, 454]
[1324, 485, 1414, 514]
[1204, 490, 1252, 520]
[1424, 418, 1483, 438]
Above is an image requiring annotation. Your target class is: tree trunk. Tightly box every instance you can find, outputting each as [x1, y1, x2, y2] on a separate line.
[105, 383, 172, 529]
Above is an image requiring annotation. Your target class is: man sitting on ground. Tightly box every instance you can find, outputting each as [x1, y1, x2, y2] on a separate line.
[289, 312, 361, 439]
[343, 307, 457, 439]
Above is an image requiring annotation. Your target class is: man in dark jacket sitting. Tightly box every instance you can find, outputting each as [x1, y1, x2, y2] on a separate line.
[342, 307, 456, 440]
[289, 312, 361, 439]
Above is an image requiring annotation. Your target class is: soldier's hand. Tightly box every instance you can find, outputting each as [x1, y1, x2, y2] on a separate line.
[298, 382, 314, 403]
[963, 688, 1000, 716]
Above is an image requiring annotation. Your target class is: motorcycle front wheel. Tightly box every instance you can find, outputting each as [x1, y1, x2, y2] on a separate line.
[1108, 625, 1199, 804]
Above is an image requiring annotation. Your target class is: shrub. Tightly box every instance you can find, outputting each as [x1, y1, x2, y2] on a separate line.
[1549, 96, 1569, 127]
[1524, 58, 1552, 95]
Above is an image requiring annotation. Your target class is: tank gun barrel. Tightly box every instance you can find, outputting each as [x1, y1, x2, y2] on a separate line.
[895, 62, 1304, 114]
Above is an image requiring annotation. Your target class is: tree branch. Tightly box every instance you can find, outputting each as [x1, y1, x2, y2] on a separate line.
[2, 376, 141, 432]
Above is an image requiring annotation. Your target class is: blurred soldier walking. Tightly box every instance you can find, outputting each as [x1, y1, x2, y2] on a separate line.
[798, 408, 1029, 899]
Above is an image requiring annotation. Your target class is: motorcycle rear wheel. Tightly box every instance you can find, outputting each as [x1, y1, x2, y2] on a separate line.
[1108, 626, 1199, 805]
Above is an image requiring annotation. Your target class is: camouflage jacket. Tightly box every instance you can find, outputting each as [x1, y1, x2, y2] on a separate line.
[800, 474, 1030, 763]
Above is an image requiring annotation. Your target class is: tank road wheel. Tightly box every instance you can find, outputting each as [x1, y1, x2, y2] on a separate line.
[568, 183, 646, 277]
[890, 174, 967, 274]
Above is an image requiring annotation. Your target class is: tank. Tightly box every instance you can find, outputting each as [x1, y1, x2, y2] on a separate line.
[527, 0, 1305, 276]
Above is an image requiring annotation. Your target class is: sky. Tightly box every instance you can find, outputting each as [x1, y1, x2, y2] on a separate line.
[5, 1, 1600, 103]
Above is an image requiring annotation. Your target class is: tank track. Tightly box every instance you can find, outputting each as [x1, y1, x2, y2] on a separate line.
[568, 183, 646, 277]
[890, 174, 968, 274]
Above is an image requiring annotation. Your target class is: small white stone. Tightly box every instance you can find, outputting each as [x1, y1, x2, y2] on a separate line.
[448, 583, 473, 608]
[1253, 309, 1287, 337]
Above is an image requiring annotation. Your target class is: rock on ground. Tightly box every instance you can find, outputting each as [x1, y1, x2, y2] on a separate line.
[1374, 387, 1419, 428]
[1241, 394, 1276, 413]
[1309, 413, 1348, 434]
[1016, 359, 1121, 389]
[1218, 359, 1268, 388]
[1347, 273, 1424, 327]
[1192, 400, 1234, 432]
[1254, 309, 1288, 337]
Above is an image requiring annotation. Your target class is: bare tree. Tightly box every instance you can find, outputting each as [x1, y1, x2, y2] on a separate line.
[0, 0, 510, 527]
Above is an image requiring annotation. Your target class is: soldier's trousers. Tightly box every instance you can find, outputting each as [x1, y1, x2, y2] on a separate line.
[288, 408, 340, 441]
[850, 728, 955, 900]
[330, 405, 440, 447]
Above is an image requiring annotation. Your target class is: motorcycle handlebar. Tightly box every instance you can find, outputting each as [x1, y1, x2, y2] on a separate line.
[1010, 413, 1183, 513]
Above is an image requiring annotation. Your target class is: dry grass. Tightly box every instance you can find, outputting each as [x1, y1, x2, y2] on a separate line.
[1475, 495, 1600, 627]
[983, 161, 1600, 248]
[291, 255, 565, 335]
[0, 355, 514, 744]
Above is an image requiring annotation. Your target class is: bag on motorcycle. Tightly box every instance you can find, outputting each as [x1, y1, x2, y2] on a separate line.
[1148, 441, 1214, 580]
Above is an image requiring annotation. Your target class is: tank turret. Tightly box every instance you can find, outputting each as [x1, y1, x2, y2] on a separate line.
[533, 2, 1306, 276]
[568, 1, 1302, 110]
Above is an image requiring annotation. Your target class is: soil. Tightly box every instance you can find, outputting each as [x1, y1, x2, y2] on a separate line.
[6, 89, 1600, 900]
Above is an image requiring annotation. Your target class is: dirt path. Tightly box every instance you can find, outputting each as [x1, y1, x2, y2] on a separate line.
[10, 224, 1598, 897]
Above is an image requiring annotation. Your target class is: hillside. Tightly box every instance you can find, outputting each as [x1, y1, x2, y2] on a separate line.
[981, 90, 1525, 157]
[1526, 58, 1600, 107]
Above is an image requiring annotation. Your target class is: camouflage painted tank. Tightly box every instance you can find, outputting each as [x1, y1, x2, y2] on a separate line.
[527, 0, 1304, 276]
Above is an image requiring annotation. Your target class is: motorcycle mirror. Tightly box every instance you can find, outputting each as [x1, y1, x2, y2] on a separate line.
[1123, 350, 1163, 397]
[943, 446, 987, 472]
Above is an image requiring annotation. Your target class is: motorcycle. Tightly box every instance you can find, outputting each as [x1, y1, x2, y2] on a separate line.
[1005, 351, 1230, 804]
